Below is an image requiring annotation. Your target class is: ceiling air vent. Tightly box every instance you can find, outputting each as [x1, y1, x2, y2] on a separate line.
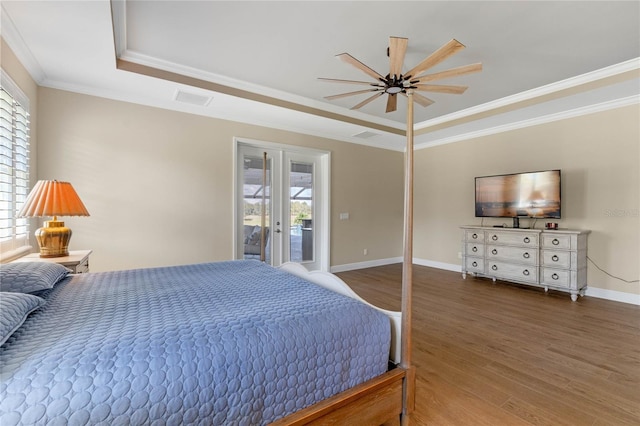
[352, 130, 380, 139]
[174, 90, 212, 106]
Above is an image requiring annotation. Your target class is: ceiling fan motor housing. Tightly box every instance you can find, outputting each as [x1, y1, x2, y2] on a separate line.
[383, 74, 414, 94]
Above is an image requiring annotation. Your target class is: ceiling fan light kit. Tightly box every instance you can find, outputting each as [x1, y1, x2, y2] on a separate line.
[321, 36, 482, 113]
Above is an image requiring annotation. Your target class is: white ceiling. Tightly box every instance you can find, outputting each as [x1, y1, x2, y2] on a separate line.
[2, 1, 639, 151]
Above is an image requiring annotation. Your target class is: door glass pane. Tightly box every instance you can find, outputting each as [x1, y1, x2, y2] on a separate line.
[242, 155, 271, 263]
[289, 161, 313, 262]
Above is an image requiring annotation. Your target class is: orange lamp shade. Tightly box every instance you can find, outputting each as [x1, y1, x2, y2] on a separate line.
[18, 180, 90, 218]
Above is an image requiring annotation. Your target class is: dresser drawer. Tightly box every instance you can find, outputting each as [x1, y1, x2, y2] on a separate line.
[487, 231, 538, 247]
[541, 250, 573, 269]
[487, 261, 538, 284]
[486, 244, 537, 265]
[464, 242, 484, 257]
[541, 268, 570, 288]
[541, 234, 573, 250]
[464, 257, 485, 274]
[464, 230, 484, 243]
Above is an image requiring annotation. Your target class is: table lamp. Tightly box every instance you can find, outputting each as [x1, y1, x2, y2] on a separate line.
[17, 180, 90, 258]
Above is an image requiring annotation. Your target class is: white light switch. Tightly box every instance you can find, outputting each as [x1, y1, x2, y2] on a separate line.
[339, 212, 349, 220]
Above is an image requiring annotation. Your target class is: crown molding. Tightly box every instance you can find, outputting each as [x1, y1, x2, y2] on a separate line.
[415, 95, 640, 150]
[109, 0, 126, 58]
[0, 3, 46, 83]
[415, 58, 640, 133]
[118, 46, 639, 152]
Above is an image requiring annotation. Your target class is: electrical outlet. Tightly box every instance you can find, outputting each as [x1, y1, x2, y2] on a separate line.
[457, 252, 462, 259]
[363, 248, 368, 256]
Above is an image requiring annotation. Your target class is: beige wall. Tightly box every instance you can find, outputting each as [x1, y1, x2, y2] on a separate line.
[414, 105, 640, 297]
[36, 87, 404, 272]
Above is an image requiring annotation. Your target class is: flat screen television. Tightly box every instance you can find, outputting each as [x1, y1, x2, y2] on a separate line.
[475, 170, 561, 226]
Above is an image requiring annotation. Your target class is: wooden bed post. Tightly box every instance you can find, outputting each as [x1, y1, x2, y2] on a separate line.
[260, 151, 267, 263]
[400, 91, 416, 424]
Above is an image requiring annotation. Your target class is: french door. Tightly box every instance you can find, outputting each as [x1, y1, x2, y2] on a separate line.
[235, 140, 329, 271]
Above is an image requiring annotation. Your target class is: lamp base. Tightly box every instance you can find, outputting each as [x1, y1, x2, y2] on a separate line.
[35, 219, 72, 258]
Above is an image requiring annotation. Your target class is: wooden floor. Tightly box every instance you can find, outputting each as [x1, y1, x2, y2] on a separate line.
[336, 264, 640, 426]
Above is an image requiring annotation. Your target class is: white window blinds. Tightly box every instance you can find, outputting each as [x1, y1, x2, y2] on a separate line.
[0, 70, 30, 258]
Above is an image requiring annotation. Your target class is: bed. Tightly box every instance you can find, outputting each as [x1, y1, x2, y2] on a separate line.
[0, 259, 406, 425]
[1, 112, 418, 425]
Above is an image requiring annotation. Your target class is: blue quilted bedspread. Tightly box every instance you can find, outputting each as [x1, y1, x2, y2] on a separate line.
[0, 261, 390, 425]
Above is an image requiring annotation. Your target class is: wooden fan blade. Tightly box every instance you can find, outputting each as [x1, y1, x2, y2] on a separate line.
[318, 77, 383, 87]
[324, 88, 380, 100]
[405, 39, 465, 79]
[336, 53, 384, 81]
[412, 92, 435, 107]
[389, 36, 408, 77]
[386, 94, 398, 113]
[351, 92, 384, 110]
[414, 84, 468, 94]
[411, 63, 483, 83]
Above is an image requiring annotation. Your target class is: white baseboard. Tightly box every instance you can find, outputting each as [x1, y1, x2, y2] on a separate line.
[413, 258, 461, 273]
[330, 257, 402, 273]
[585, 287, 640, 306]
[330, 257, 461, 273]
[332, 257, 640, 306]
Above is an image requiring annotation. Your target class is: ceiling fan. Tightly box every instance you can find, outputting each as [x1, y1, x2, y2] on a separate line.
[320, 37, 482, 113]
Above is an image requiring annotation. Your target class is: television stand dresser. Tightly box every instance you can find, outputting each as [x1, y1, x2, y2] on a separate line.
[460, 226, 590, 301]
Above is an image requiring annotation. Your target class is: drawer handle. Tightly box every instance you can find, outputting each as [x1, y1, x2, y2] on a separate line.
[523, 237, 530, 243]
[523, 252, 530, 259]
[472, 233, 478, 239]
[472, 246, 478, 253]
[523, 269, 530, 276]
[552, 273, 559, 280]
[492, 235, 498, 241]
[491, 249, 498, 255]
[551, 255, 559, 262]
[472, 261, 478, 267]
[552, 238, 560, 246]
[492, 265, 498, 271]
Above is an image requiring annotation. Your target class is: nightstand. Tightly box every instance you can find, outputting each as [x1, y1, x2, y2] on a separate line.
[12, 250, 93, 274]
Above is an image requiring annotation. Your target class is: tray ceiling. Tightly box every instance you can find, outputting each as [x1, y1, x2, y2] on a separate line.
[2, 1, 639, 150]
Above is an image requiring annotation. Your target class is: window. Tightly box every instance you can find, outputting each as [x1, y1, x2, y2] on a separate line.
[0, 70, 30, 259]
